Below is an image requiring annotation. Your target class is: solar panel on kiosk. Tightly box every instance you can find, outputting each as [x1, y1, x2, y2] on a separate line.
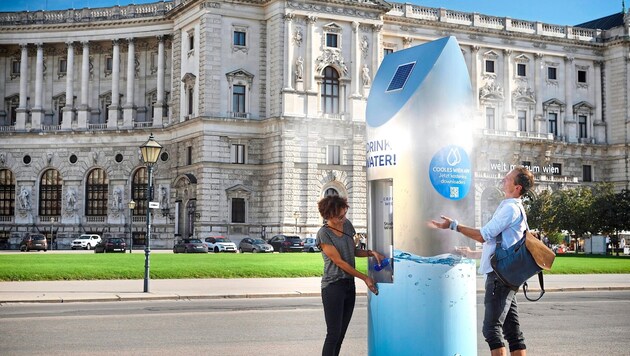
[386, 62, 416, 92]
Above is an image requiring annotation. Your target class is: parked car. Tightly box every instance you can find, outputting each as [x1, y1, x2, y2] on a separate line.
[173, 238, 208, 253]
[302, 237, 320, 252]
[238, 237, 274, 253]
[71, 234, 102, 250]
[19, 234, 48, 252]
[204, 236, 238, 253]
[94, 237, 127, 253]
[268, 234, 304, 252]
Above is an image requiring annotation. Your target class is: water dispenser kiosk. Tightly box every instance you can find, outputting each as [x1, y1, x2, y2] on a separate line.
[366, 37, 477, 355]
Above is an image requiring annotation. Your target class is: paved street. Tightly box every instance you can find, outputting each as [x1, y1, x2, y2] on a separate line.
[1, 291, 628, 355]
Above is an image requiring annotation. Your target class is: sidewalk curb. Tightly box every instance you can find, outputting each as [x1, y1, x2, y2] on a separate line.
[2, 287, 628, 304]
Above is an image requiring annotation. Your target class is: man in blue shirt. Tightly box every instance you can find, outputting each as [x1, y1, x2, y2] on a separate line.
[430, 166, 535, 356]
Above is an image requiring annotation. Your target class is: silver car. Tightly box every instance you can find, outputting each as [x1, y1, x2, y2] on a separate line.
[238, 237, 274, 253]
[302, 237, 320, 252]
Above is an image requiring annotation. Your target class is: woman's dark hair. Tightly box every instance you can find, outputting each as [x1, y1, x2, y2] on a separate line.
[513, 166, 535, 196]
[318, 195, 349, 220]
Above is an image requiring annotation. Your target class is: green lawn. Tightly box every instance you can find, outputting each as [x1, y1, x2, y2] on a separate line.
[0, 252, 628, 281]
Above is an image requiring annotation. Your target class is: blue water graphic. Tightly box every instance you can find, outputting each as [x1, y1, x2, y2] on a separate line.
[368, 250, 477, 355]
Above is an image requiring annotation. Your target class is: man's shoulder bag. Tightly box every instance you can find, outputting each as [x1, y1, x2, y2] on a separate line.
[490, 214, 556, 301]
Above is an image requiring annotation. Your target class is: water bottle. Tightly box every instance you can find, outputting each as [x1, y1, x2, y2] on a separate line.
[374, 258, 390, 271]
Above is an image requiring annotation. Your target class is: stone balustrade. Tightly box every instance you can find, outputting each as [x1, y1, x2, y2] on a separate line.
[388, 3, 602, 43]
[0, 1, 174, 25]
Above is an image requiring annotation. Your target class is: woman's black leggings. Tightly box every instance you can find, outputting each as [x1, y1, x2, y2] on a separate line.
[321, 279, 356, 356]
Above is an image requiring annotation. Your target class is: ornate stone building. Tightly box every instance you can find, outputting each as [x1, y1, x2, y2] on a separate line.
[0, 0, 627, 249]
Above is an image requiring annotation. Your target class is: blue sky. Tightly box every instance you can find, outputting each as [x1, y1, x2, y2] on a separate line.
[0, 0, 622, 27]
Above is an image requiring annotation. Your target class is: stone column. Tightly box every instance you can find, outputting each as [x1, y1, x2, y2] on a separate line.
[123, 38, 136, 128]
[15, 43, 28, 130]
[31, 43, 45, 128]
[306, 16, 317, 93]
[593, 61, 605, 143]
[564, 56, 576, 142]
[77, 41, 90, 129]
[283, 14, 294, 91]
[534, 53, 545, 133]
[470, 46, 480, 112]
[503, 49, 512, 116]
[351, 21, 361, 97]
[153, 35, 165, 126]
[62, 41, 75, 129]
[108, 39, 121, 128]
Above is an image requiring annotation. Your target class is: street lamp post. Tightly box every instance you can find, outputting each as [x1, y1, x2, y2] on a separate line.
[139, 133, 163, 293]
[128, 200, 136, 253]
[50, 217, 54, 250]
[293, 211, 300, 235]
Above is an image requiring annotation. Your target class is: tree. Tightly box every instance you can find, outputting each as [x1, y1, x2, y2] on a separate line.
[525, 190, 556, 234]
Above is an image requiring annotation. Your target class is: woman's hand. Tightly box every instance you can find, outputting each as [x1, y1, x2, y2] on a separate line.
[429, 215, 452, 230]
[364, 276, 379, 295]
[370, 250, 386, 266]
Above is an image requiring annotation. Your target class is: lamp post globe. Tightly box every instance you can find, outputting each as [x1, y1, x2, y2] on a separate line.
[139, 134, 163, 293]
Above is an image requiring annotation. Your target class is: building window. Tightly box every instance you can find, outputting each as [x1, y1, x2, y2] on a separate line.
[39, 169, 63, 217]
[485, 60, 495, 73]
[324, 188, 339, 197]
[517, 110, 527, 131]
[548, 112, 558, 136]
[131, 167, 148, 216]
[485, 107, 495, 130]
[517, 63, 526, 77]
[59, 58, 67, 74]
[232, 85, 246, 114]
[234, 31, 246, 46]
[322, 67, 339, 114]
[578, 115, 587, 138]
[105, 56, 113, 72]
[188, 32, 195, 51]
[187, 87, 194, 116]
[577, 70, 587, 83]
[582, 165, 592, 182]
[548, 67, 557, 80]
[0, 169, 15, 216]
[384, 48, 394, 56]
[187, 146, 192, 166]
[231, 197, 245, 223]
[232, 144, 245, 164]
[11, 59, 20, 76]
[521, 161, 531, 170]
[326, 33, 338, 48]
[327, 145, 341, 165]
[552, 163, 562, 175]
[86, 168, 108, 216]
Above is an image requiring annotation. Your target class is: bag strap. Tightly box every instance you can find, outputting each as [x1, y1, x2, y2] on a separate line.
[523, 272, 546, 301]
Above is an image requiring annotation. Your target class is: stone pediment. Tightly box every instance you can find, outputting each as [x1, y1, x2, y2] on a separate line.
[513, 86, 535, 103]
[480, 82, 504, 100]
[226, 69, 254, 79]
[573, 101, 594, 113]
[315, 49, 348, 76]
[543, 98, 565, 109]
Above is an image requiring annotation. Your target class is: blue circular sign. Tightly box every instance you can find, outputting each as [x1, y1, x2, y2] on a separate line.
[428, 145, 472, 201]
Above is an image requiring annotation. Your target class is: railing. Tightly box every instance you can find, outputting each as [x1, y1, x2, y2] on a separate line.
[388, 3, 602, 43]
[0, 216, 13, 222]
[0, 1, 174, 25]
[133, 121, 153, 128]
[481, 129, 554, 140]
[85, 216, 105, 223]
[0, 125, 15, 132]
[88, 123, 107, 130]
[39, 216, 59, 223]
[132, 216, 147, 223]
[41, 124, 61, 131]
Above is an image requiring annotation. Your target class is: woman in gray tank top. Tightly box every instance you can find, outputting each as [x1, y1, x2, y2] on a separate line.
[316, 195, 385, 356]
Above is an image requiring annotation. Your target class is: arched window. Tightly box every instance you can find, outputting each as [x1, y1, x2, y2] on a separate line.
[322, 66, 339, 114]
[131, 167, 148, 216]
[86, 168, 108, 216]
[39, 169, 62, 217]
[0, 169, 15, 216]
[324, 188, 339, 197]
